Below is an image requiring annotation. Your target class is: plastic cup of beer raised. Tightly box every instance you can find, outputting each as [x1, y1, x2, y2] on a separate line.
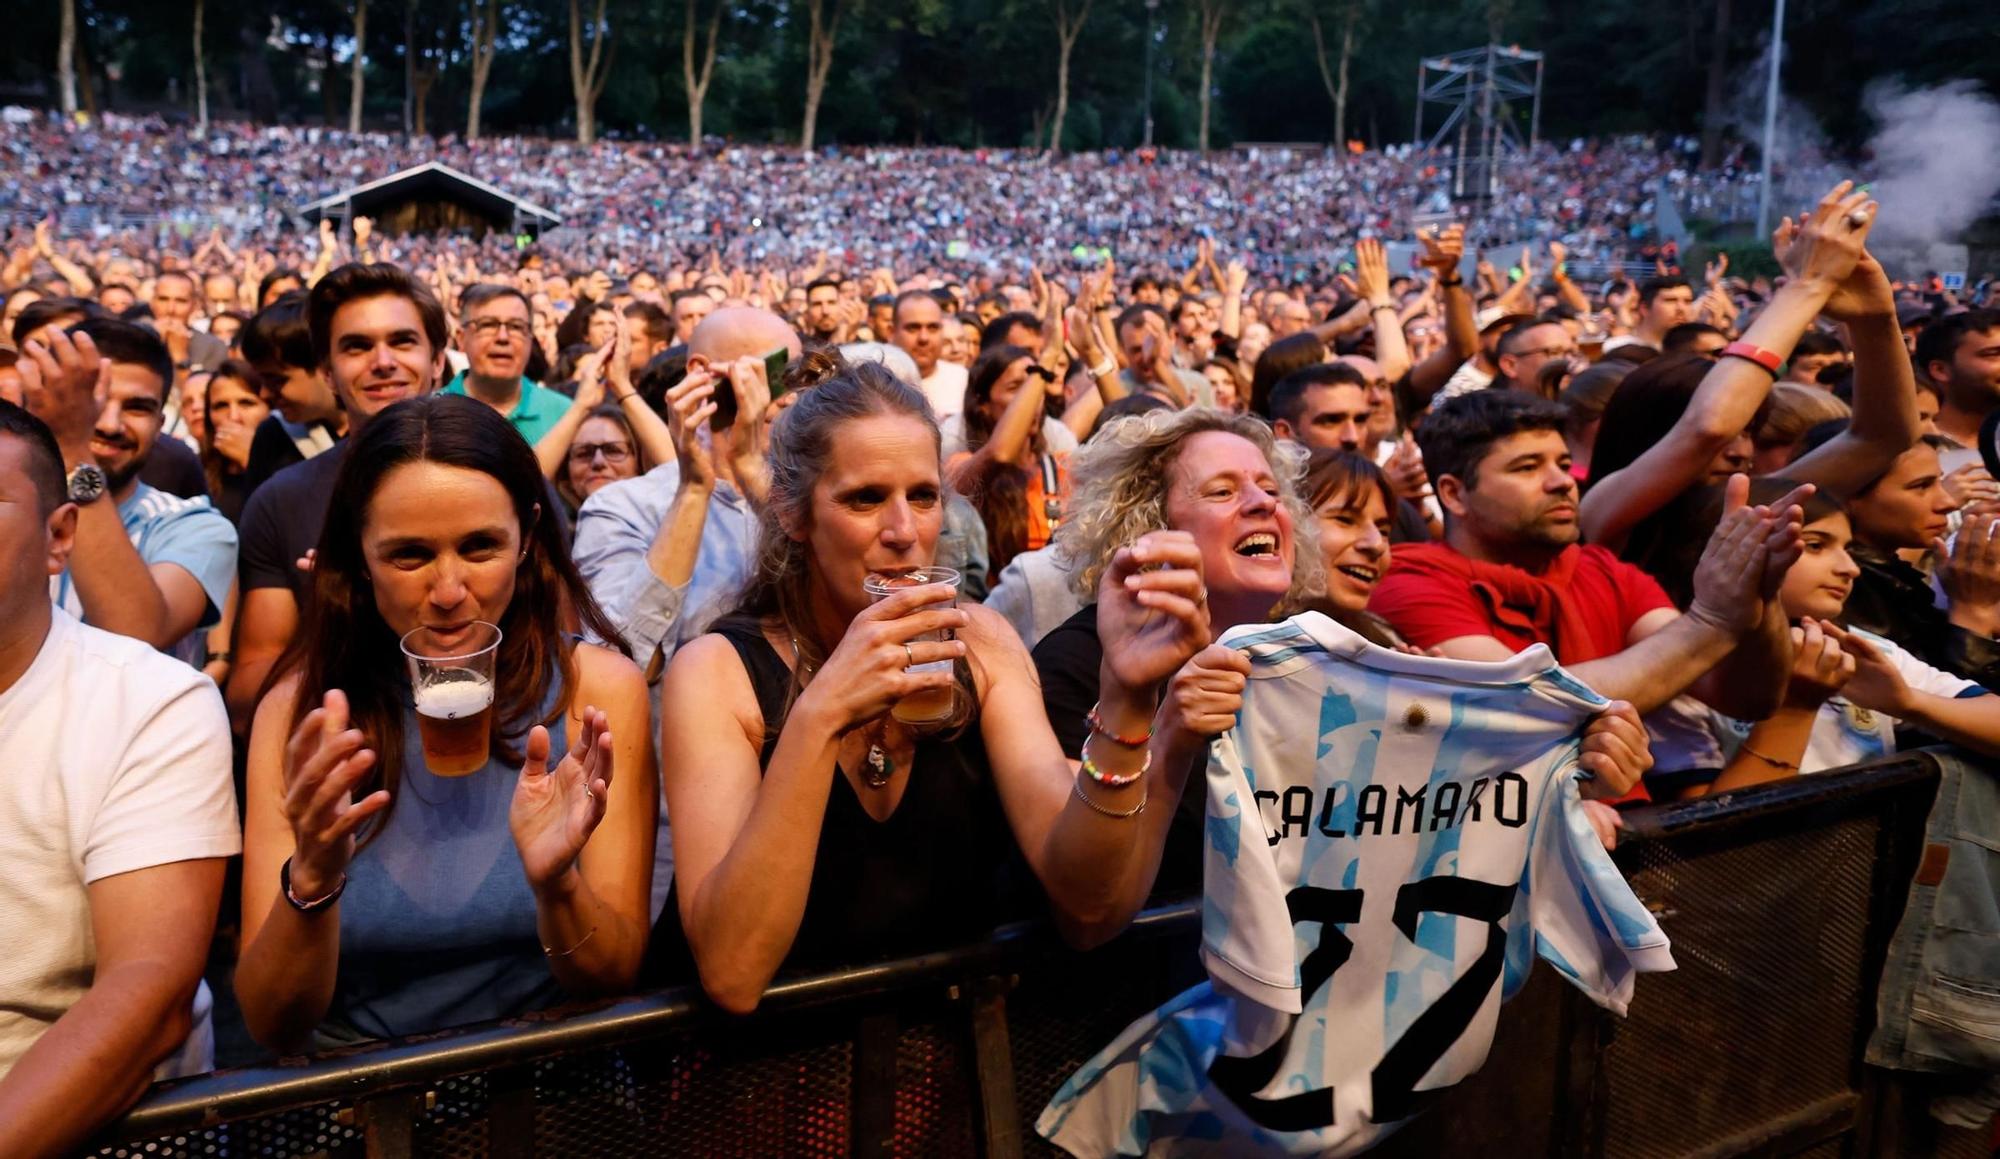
[399, 621, 502, 776]
[862, 567, 961, 727]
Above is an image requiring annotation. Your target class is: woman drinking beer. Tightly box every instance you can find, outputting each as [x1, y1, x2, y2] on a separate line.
[648, 362, 1213, 1013]
[235, 395, 656, 1052]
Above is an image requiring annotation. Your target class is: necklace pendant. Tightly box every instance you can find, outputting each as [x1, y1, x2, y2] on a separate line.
[863, 743, 894, 788]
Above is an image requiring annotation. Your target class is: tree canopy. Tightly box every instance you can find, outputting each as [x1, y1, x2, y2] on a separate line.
[3, 0, 1990, 153]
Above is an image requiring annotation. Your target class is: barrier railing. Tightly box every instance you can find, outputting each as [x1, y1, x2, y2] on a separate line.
[89, 751, 1994, 1158]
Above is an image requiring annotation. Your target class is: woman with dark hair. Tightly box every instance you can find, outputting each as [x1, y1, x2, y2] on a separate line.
[198, 358, 272, 524]
[945, 344, 1073, 585]
[1580, 183, 1919, 556]
[1286, 448, 1401, 647]
[235, 394, 656, 1052]
[650, 361, 1214, 1013]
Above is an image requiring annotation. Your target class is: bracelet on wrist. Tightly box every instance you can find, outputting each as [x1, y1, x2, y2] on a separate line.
[1080, 732, 1151, 787]
[1087, 358, 1116, 378]
[542, 924, 598, 959]
[1073, 774, 1148, 819]
[281, 856, 347, 913]
[1437, 275, 1464, 287]
[1086, 702, 1153, 747]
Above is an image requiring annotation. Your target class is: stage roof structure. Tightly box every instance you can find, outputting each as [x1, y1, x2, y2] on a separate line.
[296, 162, 562, 238]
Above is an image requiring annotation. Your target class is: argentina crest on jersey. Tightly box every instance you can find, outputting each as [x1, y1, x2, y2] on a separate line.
[1038, 612, 1674, 1157]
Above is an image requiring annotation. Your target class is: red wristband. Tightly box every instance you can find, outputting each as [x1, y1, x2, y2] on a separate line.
[1721, 341, 1782, 376]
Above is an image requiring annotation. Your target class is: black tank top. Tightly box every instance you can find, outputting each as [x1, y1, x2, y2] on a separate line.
[643, 614, 1028, 987]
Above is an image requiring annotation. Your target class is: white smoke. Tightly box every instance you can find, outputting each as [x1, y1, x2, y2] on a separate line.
[1863, 80, 2000, 248]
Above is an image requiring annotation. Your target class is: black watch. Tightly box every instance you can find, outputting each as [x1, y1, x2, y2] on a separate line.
[281, 856, 347, 912]
[66, 462, 108, 505]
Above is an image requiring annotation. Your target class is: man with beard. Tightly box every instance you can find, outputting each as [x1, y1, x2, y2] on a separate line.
[1368, 391, 1802, 788]
[17, 319, 236, 665]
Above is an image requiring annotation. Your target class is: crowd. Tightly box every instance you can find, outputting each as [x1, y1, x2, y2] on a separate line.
[4, 130, 2000, 1156]
[1, 111, 1747, 276]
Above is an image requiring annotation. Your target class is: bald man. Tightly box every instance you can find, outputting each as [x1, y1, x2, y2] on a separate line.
[571, 305, 802, 920]
[573, 306, 800, 672]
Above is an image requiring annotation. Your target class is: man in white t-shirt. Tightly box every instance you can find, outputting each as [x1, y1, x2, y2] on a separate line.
[0, 402, 239, 1157]
[891, 290, 970, 418]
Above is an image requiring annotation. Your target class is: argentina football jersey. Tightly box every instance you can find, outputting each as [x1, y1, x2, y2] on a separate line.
[1039, 612, 1675, 1157]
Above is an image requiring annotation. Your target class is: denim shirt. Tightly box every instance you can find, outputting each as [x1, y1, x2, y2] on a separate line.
[1867, 748, 2000, 1074]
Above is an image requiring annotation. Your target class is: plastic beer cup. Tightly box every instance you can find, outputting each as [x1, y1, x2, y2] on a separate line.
[862, 567, 961, 726]
[400, 621, 502, 776]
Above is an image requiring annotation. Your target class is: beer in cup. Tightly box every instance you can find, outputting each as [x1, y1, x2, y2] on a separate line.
[862, 567, 961, 726]
[400, 621, 502, 776]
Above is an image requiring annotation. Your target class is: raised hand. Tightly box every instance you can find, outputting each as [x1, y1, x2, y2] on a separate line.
[1705, 252, 1729, 287]
[1775, 181, 1876, 291]
[1937, 510, 2000, 616]
[665, 366, 720, 492]
[1352, 237, 1393, 306]
[510, 707, 614, 892]
[1382, 433, 1432, 501]
[18, 327, 110, 453]
[1688, 474, 1807, 634]
[1224, 259, 1250, 296]
[281, 689, 390, 901]
[572, 343, 609, 409]
[1576, 700, 1651, 801]
[1820, 248, 1896, 324]
[1417, 223, 1466, 274]
[1096, 530, 1212, 695]
[1548, 240, 1569, 272]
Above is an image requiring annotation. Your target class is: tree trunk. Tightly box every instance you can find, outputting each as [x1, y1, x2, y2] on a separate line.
[347, 0, 367, 132]
[800, 0, 841, 153]
[1305, 4, 1337, 126]
[467, 0, 497, 139]
[1048, 0, 1089, 157]
[193, 0, 209, 131]
[569, 0, 611, 145]
[1197, 0, 1223, 154]
[684, 0, 720, 148]
[57, 0, 77, 117]
[1698, 0, 1732, 168]
[1334, 7, 1354, 148]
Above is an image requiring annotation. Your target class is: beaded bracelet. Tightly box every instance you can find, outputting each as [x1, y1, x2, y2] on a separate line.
[1081, 733, 1151, 787]
[1073, 775, 1148, 819]
[1086, 702, 1153, 748]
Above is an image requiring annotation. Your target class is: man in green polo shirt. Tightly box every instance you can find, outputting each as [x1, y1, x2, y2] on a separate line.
[445, 283, 570, 446]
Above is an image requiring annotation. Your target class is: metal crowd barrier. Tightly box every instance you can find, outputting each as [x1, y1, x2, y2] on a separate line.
[89, 751, 1995, 1158]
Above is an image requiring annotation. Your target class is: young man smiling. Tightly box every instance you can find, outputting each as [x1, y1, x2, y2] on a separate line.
[227, 263, 448, 725]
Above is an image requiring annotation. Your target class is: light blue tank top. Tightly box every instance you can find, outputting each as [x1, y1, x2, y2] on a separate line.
[324, 672, 569, 1044]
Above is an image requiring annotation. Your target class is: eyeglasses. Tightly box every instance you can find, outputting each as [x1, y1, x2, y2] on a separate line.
[569, 441, 633, 465]
[465, 318, 532, 339]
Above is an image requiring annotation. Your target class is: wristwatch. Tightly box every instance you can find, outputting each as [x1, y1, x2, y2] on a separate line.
[66, 462, 109, 505]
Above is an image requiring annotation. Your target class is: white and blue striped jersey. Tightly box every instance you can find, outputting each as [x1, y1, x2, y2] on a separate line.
[1039, 612, 1675, 1157]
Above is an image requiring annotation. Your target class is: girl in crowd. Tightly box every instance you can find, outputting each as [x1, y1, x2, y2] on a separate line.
[651, 363, 1214, 1013]
[1290, 448, 1400, 647]
[1200, 356, 1248, 413]
[1035, 408, 1651, 889]
[236, 395, 656, 1051]
[200, 358, 273, 524]
[946, 344, 1074, 586]
[1661, 481, 2000, 796]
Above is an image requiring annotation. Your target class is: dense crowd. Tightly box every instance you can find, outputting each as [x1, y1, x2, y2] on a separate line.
[1, 111, 1737, 274]
[4, 125, 2000, 1156]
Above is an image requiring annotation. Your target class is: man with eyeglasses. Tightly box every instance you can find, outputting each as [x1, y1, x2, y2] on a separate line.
[1493, 319, 1581, 399]
[443, 283, 572, 446]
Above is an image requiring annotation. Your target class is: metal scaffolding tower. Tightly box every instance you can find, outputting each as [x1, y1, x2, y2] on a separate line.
[1413, 44, 1545, 203]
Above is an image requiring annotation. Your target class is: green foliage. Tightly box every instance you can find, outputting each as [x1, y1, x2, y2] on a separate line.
[0, 0, 1988, 152]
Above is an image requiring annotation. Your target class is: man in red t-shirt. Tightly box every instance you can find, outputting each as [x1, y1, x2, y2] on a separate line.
[1369, 391, 1801, 722]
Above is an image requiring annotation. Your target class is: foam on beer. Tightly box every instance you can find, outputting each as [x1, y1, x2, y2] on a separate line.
[415, 678, 494, 720]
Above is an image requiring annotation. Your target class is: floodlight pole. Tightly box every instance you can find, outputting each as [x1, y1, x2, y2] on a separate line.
[1142, 0, 1159, 147]
[1755, 0, 1786, 239]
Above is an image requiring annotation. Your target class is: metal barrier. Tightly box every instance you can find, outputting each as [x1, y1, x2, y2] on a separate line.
[89, 752, 1995, 1158]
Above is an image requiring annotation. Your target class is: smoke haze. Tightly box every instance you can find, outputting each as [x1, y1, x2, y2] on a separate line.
[1864, 80, 2000, 248]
